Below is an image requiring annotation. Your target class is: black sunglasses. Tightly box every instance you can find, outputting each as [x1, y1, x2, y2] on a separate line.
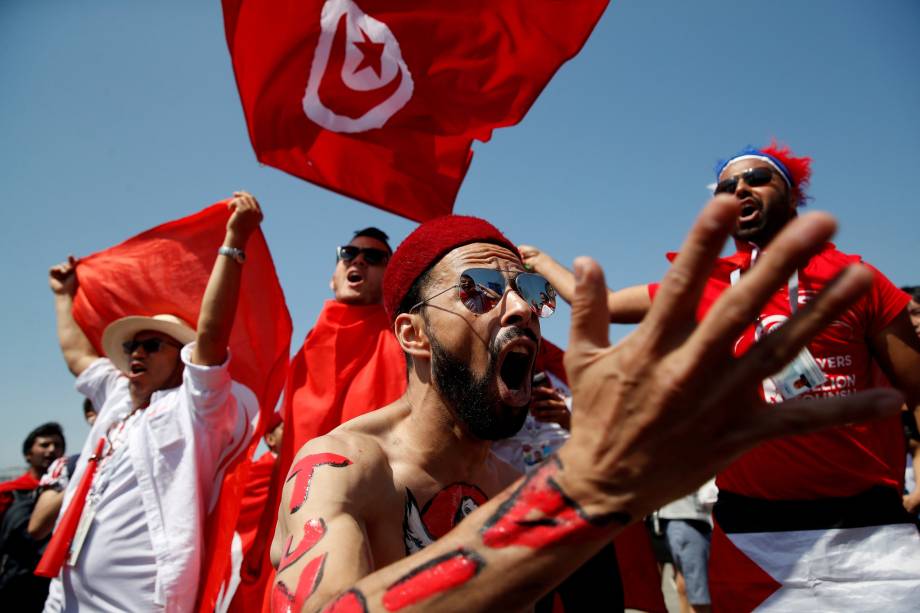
[336, 245, 390, 266]
[122, 338, 181, 355]
[412, 268, 557, 318]
[713, 166, 775, 196]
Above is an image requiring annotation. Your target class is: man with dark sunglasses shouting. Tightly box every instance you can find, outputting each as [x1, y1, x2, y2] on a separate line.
[268, 208, 907, 613]
[42, 192, 263, 611]
[521, 142, 920, 611]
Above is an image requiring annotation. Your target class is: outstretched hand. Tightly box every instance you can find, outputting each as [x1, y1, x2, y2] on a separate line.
[557, 195, 904, 519]
[49, 255, 79, 296]
[226, 191, 263, 245]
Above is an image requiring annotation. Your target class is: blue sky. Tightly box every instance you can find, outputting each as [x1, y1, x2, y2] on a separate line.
[1, 0, 918, 469]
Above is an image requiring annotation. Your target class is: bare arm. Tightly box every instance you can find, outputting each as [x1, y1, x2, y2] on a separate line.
[271, 435, 380, 611]
[283, 199, 903, 613]
[518, 244, 650, 323]
[49, 256, 99, 377]
[27, 489, 64, 540]
[868, 309, 920, 513]
[870, 309, 920, 418]
[191, 192, 263, 366]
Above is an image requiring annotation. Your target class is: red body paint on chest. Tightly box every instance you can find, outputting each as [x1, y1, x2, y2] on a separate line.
[382, 549, 484, 611]
[287, 453, 352, 513]
[320, 589, 369, 613]
[481, 456, 625, 549]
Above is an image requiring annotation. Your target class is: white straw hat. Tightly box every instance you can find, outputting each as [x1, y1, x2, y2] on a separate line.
[101, 314, 196, 374]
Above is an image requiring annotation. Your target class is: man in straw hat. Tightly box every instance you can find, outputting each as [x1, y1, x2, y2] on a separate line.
[269, 200, 905, 612]
[42, 192, 263, 611]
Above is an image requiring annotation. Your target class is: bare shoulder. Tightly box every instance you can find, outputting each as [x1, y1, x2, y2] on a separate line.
[286, 429, 392, 511]
[335, 400, 411, 439]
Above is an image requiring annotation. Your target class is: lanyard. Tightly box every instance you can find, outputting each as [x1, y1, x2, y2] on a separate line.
[729, 247, 800, 338]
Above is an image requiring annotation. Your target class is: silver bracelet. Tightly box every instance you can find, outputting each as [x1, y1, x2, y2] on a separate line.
[218, 246, 246, 263]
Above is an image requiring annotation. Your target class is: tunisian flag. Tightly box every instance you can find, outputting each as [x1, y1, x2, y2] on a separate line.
[70, 202, 292, 612]
[223, 0, 608, 221]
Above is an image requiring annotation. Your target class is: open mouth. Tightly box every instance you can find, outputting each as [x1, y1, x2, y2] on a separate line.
[500, 351, 531, 390]
[346, 269, 364, 284]
[129, 361, 147, 377]
[496, 339, 536, 406]
[738, 199, 761, 224]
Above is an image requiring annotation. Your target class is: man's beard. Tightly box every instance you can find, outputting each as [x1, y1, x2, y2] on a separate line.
[429, 331, 529, 441]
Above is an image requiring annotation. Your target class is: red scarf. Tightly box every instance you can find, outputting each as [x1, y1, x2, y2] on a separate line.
[35, 438, 106, 577]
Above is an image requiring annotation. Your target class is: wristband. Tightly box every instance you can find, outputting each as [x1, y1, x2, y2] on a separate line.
[218, 246, 246, 263]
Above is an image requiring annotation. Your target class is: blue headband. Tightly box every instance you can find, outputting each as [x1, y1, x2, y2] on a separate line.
[715, 147, 794, 189]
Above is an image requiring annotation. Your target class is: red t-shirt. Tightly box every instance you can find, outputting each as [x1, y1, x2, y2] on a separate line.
[649, 244, 910, 500]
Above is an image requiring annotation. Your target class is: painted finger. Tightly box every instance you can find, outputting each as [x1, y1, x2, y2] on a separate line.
[567, 256, 610, 351]
[686, 212, 837, 360]
[737, 265, 872, 381]
[646, 196, 738, 331]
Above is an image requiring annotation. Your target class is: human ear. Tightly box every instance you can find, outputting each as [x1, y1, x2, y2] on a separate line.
[394, 312, 430, 362]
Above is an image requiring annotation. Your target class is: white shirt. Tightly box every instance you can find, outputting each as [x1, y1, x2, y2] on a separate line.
[45, 343, 258, 612]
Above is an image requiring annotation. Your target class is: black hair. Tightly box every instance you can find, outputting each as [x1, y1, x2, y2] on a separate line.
[82, 398, 95, 416]
[22, 422, 65, 457]
[353, 227, 392, 254]
[901, 286, 920, 302]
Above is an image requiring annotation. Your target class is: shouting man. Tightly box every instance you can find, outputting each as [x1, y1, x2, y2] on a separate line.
[270, 207, 905, 613]
[521, 143, 920, 610]
[42, 193, 264, 611]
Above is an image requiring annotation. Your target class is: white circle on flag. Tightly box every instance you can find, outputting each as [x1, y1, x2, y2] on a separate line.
[303, 0, 414, 133]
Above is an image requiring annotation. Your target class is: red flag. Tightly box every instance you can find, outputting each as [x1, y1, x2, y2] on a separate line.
[281, 302, 406, 448]
[220, 451, 279, 613]
[70, 202, 292, 611]
[534, 338, 569, 386]
[614, 523, 667, 613]
[223, 0, 608, 221]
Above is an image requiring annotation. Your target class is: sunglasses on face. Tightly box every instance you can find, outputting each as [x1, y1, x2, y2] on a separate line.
[122, 338, 181, 355]
[412, 268, 557, 318]
[336, 245, 390, 266]
[713, 166, 775, 196]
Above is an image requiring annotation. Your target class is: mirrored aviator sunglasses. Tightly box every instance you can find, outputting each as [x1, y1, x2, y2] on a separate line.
[714, 166, 774, 195]
[336, 245, 390, 265]
[418, 267, 557, 318]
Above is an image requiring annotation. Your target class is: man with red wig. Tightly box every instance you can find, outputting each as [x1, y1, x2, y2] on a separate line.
[521, 143, 920, 610]
[268, 202, 908, 613]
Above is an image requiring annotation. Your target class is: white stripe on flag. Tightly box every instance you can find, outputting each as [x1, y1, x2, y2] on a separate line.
[728, 524, 920, 611]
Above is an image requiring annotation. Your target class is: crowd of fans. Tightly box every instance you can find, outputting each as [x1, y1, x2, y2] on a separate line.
[1, 143, 919, 612]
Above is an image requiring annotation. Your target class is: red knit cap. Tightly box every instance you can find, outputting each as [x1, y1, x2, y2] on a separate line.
[384, 215, 520, 321]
